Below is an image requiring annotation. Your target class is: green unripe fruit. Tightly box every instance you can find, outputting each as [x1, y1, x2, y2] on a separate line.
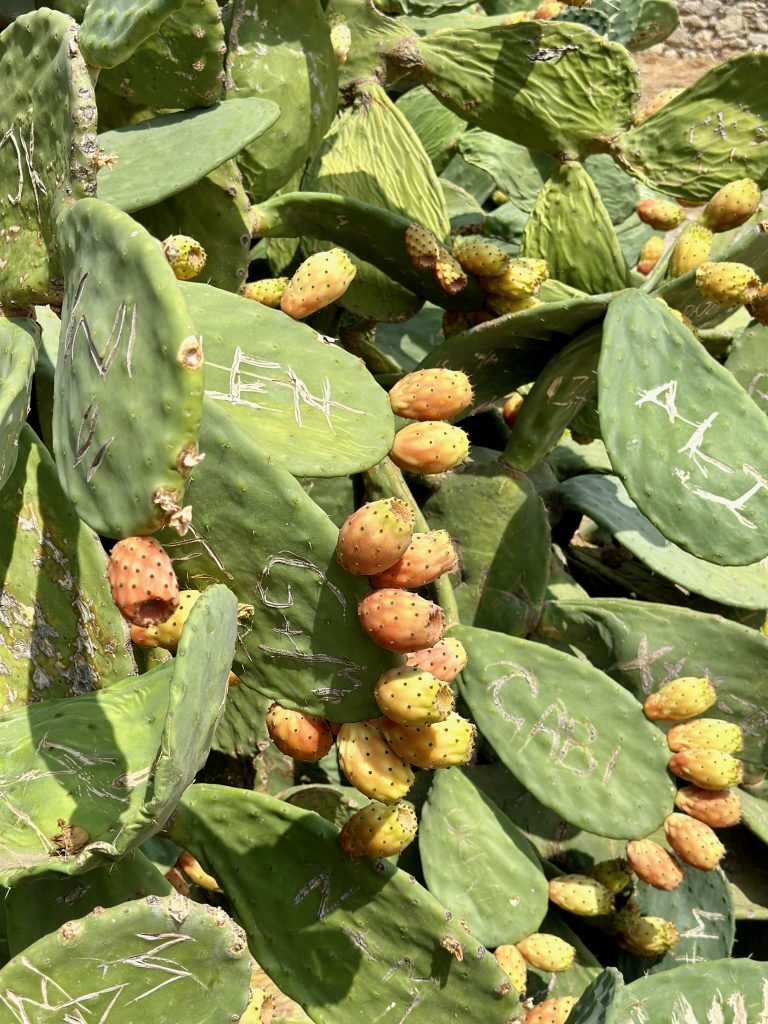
[548, 874, 614, 916]
[162, 234, 207, 281]
[668, 223, 713, 278]
[241, 278, 290, 308]
[616, 916, 678, 957]
[588, 858, 633, 894]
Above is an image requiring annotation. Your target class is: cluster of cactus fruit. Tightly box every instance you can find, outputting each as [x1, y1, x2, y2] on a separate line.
[1, 0, 767, 1021]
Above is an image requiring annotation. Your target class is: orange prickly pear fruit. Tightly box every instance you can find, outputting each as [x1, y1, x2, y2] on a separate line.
[130, 589, 200, 650]
[339, 800, 418, 858]
[494, 944, 527, 994]
[389, 369, 473, 421]
[643, 676, 717, 720]
[695, 261, 761, 306]
[616, 916, 679, 956]
[452, 238, 509, 277]
[635, 199, 684, 231]
[358, 589, 445, 653]
[162, 234, 207, 280]
[266, 703, 334, 762]
[336, 498, 415, 576]
[107, 537, 180, 627]
[633, 87, 683, 125]
[668, 748, 743, 790]
[370, 530, 458, 589]
[405, 637, 468, 682]
[502, 393, 524, 428]
[337, 720, 415, 803]
[674, 786, 742, 828]
[280, 248, 356, 319]
[373, 665, 455, 726]
[625, 839, 684, 891]
[379, 712, 476, 770]
[405, 224, 441, 270]
[390, 421, 469, 475]
[589, 859, 632, 894]
[241, 278, 290, 308]
[664, 813, 726, 871]
[548, 874, 614, 916]
[668, 223, 713, 278]
[434, 251, 468, 294]
[637, 235, 665, 275]
[701, 178, 761, 232]
[526, 997, 578, 1024]
[667, 719, 743, 755]
[480, 258, 548, 298]
[533, 1, 564, 17]
[516, 933, 575, 972]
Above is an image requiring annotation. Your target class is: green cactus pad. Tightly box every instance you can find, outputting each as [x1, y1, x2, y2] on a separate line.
[613, 54, 768, 202]
[457, 129, 553, 212]
[396, 85, 467, 173]
[455, 625, 676, 839]
[628, 0, 680, 50]
[741, 788, 768, 845]
[420, 768, 548, 947]
[391, 21, 638, 159]
[523, 162, 629, 294]
[97, 98, 279, 213]
[0, 426, 134, 709]
[0, 893, 250, 1021]
[327, 0, 411, 87]
[281, 784, 364, 829]
[599, 290, 768, 565]
[556, 474, 768, 609]
[80, 0, 190, 67]
[169, 783, 520, 1023]
[161, 402, 395, 721]
[569, 969, 625, 1024]
[554, 0, 643, 44]
[0, 9, 97, 308]
[0, 315, 38, 490]
[53, 198, 203, 538]
[182, 282, 393, 475]
[725, 322, 768, 417]
[421, 455, 550, 636]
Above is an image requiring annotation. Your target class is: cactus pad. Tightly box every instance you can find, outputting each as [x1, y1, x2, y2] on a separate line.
[0, 315, 38, 490]
[80, 0, 190, 67]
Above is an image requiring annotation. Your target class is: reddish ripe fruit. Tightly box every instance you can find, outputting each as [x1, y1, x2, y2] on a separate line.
[370, 530, 458, 589]
[405, 637, 468, 682]
[664, 813, 726, 871]
[625, 839, 684, 891]
[107, 537, 180, 627]
[635, 199, 684, 231]
[358, 589, 445, 653]
[280, 248, 356, 319]
[674, 786, 742, 828]
[389, 369, 473, 421]
[266, 703, 334, 762]
[336, 498, 415, 576]
[502, 393, 524, 428]
[389, 421, 469, 475]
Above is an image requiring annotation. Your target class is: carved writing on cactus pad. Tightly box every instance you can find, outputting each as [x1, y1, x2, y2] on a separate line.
[622, 989, 758, 1024]
[0, 123, 46, 214]
[294, 870, 357, 922]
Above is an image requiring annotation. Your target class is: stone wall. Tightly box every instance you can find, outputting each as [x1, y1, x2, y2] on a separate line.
[655, 0, 768, 59]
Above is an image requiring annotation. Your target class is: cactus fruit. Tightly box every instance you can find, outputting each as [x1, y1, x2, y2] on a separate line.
[534, 1, 564, 17]
[666, 719, 743, 754]
[516, 933, 575, 973]
[694, 261, 761, 306]
[389, 422, 470, 475]
[701, 178, 761, 232]
[241, 278, 290, 308]
[588, 859, 632, 894]
[480, 259, 549, 298]
[379, 712, 477, 770]
[616, 916, 679, 957]
[177, 850, 222, 892]
[635, 199, 685, 231]
[358, 589, 445, 652]
[405, 224, 441, 270]
[494, 944, 527, 994]
[500, 11, 532, 23]
[637, 235, 665, 275]
[405, 638, 468, 682]
[434, 252, 468, 294]
[747, 282, 768, 325]
[453, 239, 509, 277]
[373, 665, 455, 726]
[162, 234, 207, 281]
[130, 589, 201, 650]
[338, 800, 418, 858]
[328, 13, 352, 67]
[547, 874, 614, 916]
[668, 224, 713, 278]
[370, 530, 459, 589]
[266, 704, 334, 762]
[674, 786, 742, 828]
[336, 499, 415, 576]
[664, 813, 726, 871]
[486, 294, 542, 317]
[107, 536, 180, 627]
[280, 249, 357, 319]
[337, 720, 415, 803]
[643, 677, 717, 720]
[388, 369, 473, 421]
[502, 393, 524, 428]
[625, 839, 684, 891]
[525, 997, 578, 1024]
[668, 748, 744, 790]
[633, 88, 683, 126]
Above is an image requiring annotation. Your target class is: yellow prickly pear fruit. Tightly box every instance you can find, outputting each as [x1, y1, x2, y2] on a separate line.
[637, 235, 665, 275]
[162, 234, 207, 280]
[526, 997, 578, 1024]
[503, 392, 524, 428]
[370, 530, 458, 589]
[516, 933, 575, 972]
[405, 637, 468, 682]
[625, 839, 684, 891]
[636, 199, 685, 231]
[701, 178, 761, 232]
[405, 223, 441, 270]
[643, 677, 717, 720]
[338, 800, 418, 858]
[487, 294, 541, 317]
[266, 703, 334, 762]
[668, 748, 744, 790]
[667, 718, 743, 755]
[389, 369, 473, 421]
[480, 258, 549, 298]
[695, 261, 761, 306]
[664, 813, 726, 871]
[379, 712, 476, 770]
[494, 943, 527, 994]
[390, 421, 469, 475]
[634, 87, 683, 126]
[434, 251, 468, 294]
[588, 859, 632, 894]
[616, 916, 679, 957]
[358, 589, 445, 653]
[674, 786, 742, 828]
[328, 12, 352, 66]
[280, 248, 356, 319]
[453, 238, 509, 277]
[177, 851, 222, 892]
[668, 223, 713, 278]
[241, 278, 290, 308]
[336, 498, 415, 576]
[337, 720, 415, 803]
[130, 589, 201, 651]
[373, 665, 455, 726]
[548, 874, 614, 916]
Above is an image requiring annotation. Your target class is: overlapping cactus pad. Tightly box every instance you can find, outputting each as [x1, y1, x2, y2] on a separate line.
[0, 1, 766, 1022]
